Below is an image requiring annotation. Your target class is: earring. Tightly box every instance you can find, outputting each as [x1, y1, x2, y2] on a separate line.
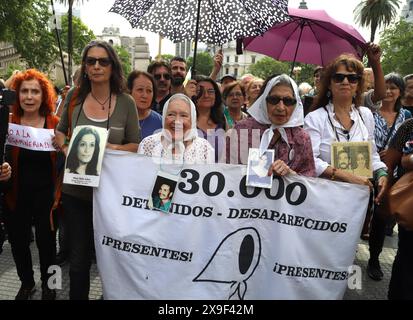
[326, 90, 331, 98]
[84, 72, 88, 79]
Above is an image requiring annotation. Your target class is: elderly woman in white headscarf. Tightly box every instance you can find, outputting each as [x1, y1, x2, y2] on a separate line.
[225, 74, 315, 177]
[138, 93, 214, 164]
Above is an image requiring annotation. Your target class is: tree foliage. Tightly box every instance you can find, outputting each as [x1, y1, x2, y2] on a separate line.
[248, 57, 290, 80]
[1, 0, 57, 71]
[1, 0, 94, 72]
[380, 19, 413, 76]
[186, 52, 214, 76]
[159, 54, 174, 62]
[354, 0, 401, 43]
[114, 45, 132, 77]
[59, 14, 95, 65]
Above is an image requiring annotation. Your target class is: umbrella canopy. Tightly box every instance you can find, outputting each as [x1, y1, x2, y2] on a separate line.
[243, 7, 367, 69]
[109, 0, 290, 45]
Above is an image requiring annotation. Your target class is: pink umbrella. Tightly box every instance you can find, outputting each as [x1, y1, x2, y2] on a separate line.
[243, 7, 367, 72]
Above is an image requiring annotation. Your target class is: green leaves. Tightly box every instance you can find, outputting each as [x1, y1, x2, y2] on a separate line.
[354, 0, 401, 42]
[187, 52, 214, 77]
[248, 57, 289, 80]
[380, 19, 413, 75]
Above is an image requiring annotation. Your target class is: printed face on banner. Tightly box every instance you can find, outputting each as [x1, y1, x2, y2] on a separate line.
[246, 148, 274, 189]
[148, 172, 179, 213]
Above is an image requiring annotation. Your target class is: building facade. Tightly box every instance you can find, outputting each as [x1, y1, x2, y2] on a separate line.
[217, 41, 267, 80]
[98, 26, 151, 72]
[401, 0, 413, 23]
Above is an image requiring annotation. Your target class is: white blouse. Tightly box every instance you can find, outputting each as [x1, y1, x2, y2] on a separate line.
[304, 102, 386, 177]
[138, 132, 215, 164]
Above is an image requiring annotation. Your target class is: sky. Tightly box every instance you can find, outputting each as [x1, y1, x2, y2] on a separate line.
[56, 0, 404, 58]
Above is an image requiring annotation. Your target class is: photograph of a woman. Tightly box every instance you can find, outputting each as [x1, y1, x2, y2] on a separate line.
[64, 125, 108, 186]
[246, 149, 274, 188]
[66, 126, 100, 175]
[352, 149, 372, 178]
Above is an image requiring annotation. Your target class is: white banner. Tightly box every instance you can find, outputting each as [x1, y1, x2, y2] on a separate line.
[7, 123, 55, 151]
[94, 151, 369, 300]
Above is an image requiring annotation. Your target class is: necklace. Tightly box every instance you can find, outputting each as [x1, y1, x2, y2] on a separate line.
[90, 92, 111, 110]
[334, 113, 352, 134]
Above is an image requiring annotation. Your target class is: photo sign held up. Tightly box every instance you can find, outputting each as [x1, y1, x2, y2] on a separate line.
[63, 125, 108, 187]
[94, 151, 370, 300]
[331, 141, 372, 178]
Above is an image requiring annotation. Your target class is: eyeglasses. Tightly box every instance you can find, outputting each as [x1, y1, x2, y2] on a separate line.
[154, 73, 171, 80]
[85, 57, 112, 67]
[227, 92, 243, 98]
[332, 73, 361, 84]
[266, 95, 297, 106]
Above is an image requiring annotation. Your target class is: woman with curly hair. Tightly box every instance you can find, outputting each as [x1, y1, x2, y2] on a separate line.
[4, 69, 59, 300]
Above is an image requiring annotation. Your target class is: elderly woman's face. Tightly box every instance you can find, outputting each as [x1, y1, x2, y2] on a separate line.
[19, 79, 43, 115]
[248, 80, 263, 101]
[131, 75, 153, 111]
[77, 133, 96, 164]
[165, 99, 191, 141]
[266, 84, 296, 125]
[225, 85, 244, 109]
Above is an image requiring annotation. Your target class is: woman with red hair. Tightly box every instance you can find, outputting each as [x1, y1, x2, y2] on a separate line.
[3, 69, 59, 300]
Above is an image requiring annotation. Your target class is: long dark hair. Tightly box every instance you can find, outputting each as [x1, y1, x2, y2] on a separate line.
[78, 40, 127, 103]
[194, 76, 226, 130]
[66, 126, 100, 176]
[310, 54, 365, 112]
[385, 73, 405, 112]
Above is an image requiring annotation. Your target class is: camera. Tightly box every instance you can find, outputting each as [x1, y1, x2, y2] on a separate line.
[0, 88, 16, 106]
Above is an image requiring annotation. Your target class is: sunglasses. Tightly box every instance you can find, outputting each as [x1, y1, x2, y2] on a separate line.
[85, 57, 112, 67]
[266, 95, 297, 106]
[154, 73, 171, 80]
[332, 73, 361, 84]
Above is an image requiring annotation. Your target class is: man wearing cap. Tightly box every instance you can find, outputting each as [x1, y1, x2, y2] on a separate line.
[220, 74, 237, 93]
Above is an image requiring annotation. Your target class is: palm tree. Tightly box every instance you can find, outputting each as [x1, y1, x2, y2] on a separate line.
[354, 0, 401, 43]
[56, 0, 87, 84]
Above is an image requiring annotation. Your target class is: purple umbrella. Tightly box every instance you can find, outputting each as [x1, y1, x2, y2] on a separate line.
[243, 7, 367, 73]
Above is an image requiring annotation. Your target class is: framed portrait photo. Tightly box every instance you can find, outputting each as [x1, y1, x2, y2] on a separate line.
[63, 125, 109, 187]
[331, 141, 372, 178]
[246, 148, 275, 189]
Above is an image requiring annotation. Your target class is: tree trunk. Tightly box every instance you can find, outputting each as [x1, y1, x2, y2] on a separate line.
[370, 23, 377, 43]
[68, 0, 73, 85]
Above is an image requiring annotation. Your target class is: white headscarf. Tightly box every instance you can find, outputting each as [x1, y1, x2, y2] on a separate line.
[247, 74, 304, 156]
[161, 93, 198, 159]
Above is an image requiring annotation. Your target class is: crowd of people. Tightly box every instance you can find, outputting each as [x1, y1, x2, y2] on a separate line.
[1, 39, 413, 300]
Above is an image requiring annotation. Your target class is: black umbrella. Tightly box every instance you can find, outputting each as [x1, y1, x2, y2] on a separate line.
[109, 0, 289, 77]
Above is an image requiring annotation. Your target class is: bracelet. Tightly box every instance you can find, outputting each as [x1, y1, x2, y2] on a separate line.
[331, 167, 337, 180]
[375, 168, 388, 180]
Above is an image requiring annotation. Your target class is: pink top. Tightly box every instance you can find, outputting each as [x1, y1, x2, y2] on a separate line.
[225, 117, 316, 177]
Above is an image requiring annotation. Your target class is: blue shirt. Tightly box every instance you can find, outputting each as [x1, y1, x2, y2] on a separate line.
[139, 110, 163, 139]
[374, 108, 412, 152]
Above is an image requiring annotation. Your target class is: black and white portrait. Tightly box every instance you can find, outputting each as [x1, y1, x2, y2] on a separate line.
[64, 125, 109, 187]
[246, 148, 274, 189]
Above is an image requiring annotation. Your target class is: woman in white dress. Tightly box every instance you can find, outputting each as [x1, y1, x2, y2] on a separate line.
[138, 93, 214, 164]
